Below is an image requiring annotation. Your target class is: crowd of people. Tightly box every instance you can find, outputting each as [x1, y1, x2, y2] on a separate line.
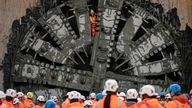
[0, 79, 192, 108]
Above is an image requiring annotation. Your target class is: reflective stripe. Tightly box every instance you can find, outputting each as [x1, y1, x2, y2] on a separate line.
[117, 100, 122, 108]
[96, 101, 100, 108]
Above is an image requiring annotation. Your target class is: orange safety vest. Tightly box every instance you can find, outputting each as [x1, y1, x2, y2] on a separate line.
[89, 16, 96, 36]
[0, 103, 6, 108]
[24, 99, 35, 108]
[92, 94, 127, 108]
[165, 100, 190, 108]
[68, 102, 83, 108]
[62, 98, 70, 108]
[55, 102, 60, 108]
[35, 105, 44, 108]
[127, 102, 142, 108]
[139, 98, 163, 108]
[3, 100, 14, 108]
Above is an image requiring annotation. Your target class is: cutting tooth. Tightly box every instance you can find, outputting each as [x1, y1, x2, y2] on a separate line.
[145, 55, 150, 59]
[154, 49, 158, 53]
[158, 47, 162, 51]
[150, 52, 154, 56]
[162, 44, 166, 48]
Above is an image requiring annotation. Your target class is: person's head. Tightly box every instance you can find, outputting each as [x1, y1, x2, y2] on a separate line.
[84, 100, 93, 108]
[104, 79, 119, 93]
[68, 91, 81, 103]
[165, 93, 172, 101]
[90, 9, 95, 16]
[26, 92, 33, 100]
[160, 92, 166, 100]
[13, 98, 20, 106]
[37, 95, 46, 105]
[126, 89, 138, 102]
[139, 85, 156, 100]
[118, 92, 126, 100]
[45, 100, 55, 108]
[17, 92, 25, 101]
[168, 84, 181, 97]
[89, 93, 96, 100]
[0, 91, 5, 104]
[189, 89, 192, 99]
[183, 93, 190, 100]
[6, 89, 17, 101]
[96, 93, 103, 101]
[50, 96, 58, 103]
[80, 95, 85, 103]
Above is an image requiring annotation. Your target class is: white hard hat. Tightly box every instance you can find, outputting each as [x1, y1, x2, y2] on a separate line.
[17, 92, 24, 98]
[118, 96, 124, 101]
[50, 96, 58, 102]
[13, 98, 20, 105]
[80, 95, 85, 100]
[165, 93, 171, 99]
[0, 91, 5, 99]
[84, 100, 93, 106]
[139, 85, 156, 97]
[104, 79, 119, 92]
[37, 95, 45, 102]
[68, 91, 81, 100]
[118, 92, 126, 97]
[6, 89, 17, 98]
[90, 93, 96, 99]
[126, 89, 138, 99]
[66, 92, 71, 96]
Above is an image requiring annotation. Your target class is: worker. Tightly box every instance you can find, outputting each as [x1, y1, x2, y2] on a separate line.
[35, 95, 45, 108]
[126, 89, 139, 108]
[165, 93, 172, 102]
[183, 93, 192, 108]
[67, 91, 83, 108]
[45, 100, 55, 108]
[89, 93, 96, 105]
[89, 9, 96, 37]
[80, 95, 85, 106]
[159, 92, 166, 107]
[0, 90, 6, 108]
[165, 84, 190, 108]
[62, 92, 70, 108]
[50, 96, 60, 108]
[139, 85, 162, 108]
[96, 93, 103, 101]
[189, 89, 192, 103]
[3, 89, 17, 108]
[118, 92, 126, 101]
[92, 79, 127, 108]
[17, 92, 25, 108]
[13, 98, 20, 108]
[84, 100, 93, 108]
[24, 92, 35, 108]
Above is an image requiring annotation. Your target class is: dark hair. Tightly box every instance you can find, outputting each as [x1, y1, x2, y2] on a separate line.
[104, 92, 116, 108]
[126, 99, 138, 102]
[6, 96, 13, 101]
[70, 99, 79, 103]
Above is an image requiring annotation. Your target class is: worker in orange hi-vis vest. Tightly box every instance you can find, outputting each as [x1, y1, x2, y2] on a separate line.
[67, 91, 83, 108]
[138, 85, 163, 108]
[165, 84, 190, 108]
[13, 98, 20, 108]
[35, 96, 45, 108]
[50, 96, 60, 108]
[24, 92, 35, 108]
[17, 92, 25, 108]
[92, 79, 127, 108]
[0, 91, 6, 108]
[62, 92, 70, 108]
[126, 89, 140, 108]
[3, 89, 17, 108]
[89, 9, 96, 37]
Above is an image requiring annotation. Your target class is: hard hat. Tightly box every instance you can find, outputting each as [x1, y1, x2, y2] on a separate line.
[118, 92, 126, 97]
[90, 93, 96, 99]
[168, 84, 181, 94]
[183, 93, 190, 100]
[6, 89, 17, 98]
[0, 91, 5, 99]
[84, 100, 93, 106]
[17, 92, 24, 98]
[13, 98, 20, 105]
[96, 93, 103, 100]
[37, 95, 45, 102]
[27, 92, 33, 99]
[160, 92, 165, 97]
[45, 100, 55, 108]
[165, 93, 171, 99]
[126, 89, 138, 99]
[104, 79, 119, 92]
[50, 96, 58, 102]
[68, 91, 81, 100]
[139, 85, 156, 97]
[80, 95, 85, 100]
[66, 92, 71, 96]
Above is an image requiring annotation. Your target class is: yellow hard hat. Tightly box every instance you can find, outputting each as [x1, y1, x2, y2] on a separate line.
[26, 92, 33, 99]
